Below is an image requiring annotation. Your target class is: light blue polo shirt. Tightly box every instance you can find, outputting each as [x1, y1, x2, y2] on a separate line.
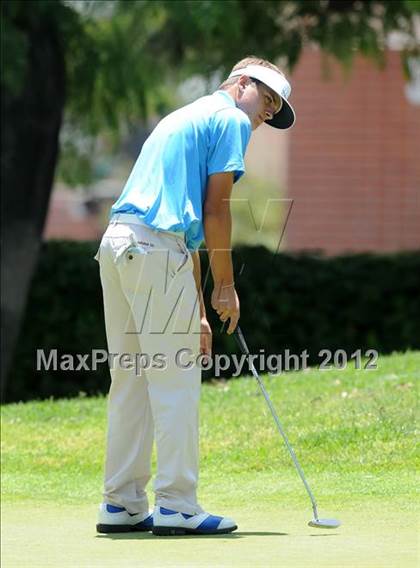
[110, 90, 252, 250]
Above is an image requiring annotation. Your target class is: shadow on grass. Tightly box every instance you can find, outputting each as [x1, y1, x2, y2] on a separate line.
[309, 533, 339, 537]
[96, 531, 288, 540]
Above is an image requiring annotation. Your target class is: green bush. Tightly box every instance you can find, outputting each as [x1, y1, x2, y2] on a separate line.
[5, 241, 420, 402]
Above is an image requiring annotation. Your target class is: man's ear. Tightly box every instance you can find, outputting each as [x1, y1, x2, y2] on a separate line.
[237, 75, 250, 92]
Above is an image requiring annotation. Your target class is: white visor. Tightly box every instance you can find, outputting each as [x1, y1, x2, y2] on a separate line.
[228, 64, 296, 129]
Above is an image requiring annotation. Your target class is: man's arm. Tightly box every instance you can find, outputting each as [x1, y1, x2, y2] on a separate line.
[203, 172, 234, 285]
[192, 250, 212, 356]
[203, 172, 240, 334]
[192, 250, 206, 319]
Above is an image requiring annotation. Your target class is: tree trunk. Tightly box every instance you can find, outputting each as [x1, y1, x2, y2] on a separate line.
[1, 11, 65, 399]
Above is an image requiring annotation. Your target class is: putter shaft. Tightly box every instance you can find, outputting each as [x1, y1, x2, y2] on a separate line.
[234, 326, 319, 521]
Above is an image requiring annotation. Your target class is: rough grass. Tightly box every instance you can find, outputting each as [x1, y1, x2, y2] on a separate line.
[1, 351, 419, 512]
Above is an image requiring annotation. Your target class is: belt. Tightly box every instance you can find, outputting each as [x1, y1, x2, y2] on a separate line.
[110, 213, 185, 240]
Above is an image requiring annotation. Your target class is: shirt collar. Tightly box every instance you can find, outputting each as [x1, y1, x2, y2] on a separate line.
[214, 90, 236, 107]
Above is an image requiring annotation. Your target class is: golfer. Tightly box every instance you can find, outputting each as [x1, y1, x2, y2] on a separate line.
[94, 56, 295, 536]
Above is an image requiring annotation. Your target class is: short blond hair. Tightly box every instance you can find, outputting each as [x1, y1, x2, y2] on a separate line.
[219, 56, 284, 90]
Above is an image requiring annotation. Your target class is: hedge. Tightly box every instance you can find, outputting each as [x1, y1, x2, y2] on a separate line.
[4, 241, 420, 402]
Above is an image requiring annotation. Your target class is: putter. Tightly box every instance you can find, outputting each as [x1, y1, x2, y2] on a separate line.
[234, 325, 341, 530]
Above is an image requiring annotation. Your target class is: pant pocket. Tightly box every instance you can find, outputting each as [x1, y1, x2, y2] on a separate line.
[171, 243, 192, 276]
[114, 236, 150, 266]
[104, 225, 146, 266]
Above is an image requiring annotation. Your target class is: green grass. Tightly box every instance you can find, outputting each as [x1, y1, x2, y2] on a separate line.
[2, 352, 419, 567]
[2, 351, 419, 510]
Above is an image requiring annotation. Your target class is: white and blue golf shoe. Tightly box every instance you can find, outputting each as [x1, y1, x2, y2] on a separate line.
[96, 503, 153, 533]
[152, 506, 237, 536]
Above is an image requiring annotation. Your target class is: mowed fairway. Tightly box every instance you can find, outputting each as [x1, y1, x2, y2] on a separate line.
[2, 352, 419, 567]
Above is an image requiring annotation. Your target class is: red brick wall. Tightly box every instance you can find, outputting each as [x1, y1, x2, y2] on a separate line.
[43, 187, 102, 241]
[286, 48, 420, 254]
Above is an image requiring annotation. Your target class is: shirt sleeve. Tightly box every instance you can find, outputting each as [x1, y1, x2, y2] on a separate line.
[207, 108, 252, 183]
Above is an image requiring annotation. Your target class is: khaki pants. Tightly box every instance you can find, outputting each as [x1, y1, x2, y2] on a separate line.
[95, 214, 202, 515]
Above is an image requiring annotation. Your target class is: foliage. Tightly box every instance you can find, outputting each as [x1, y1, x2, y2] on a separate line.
[5, 242, 420, 402]
[2, 0, 419, 184]
[1, 1, 80, 96]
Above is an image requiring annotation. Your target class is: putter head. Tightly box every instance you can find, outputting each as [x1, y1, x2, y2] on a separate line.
[308, 518, 341, 529]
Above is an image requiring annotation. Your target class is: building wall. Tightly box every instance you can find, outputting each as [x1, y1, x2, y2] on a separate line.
[43, 186, 102, 241]
[245, 122, 288, 189]
[286, 48, 420, 254]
